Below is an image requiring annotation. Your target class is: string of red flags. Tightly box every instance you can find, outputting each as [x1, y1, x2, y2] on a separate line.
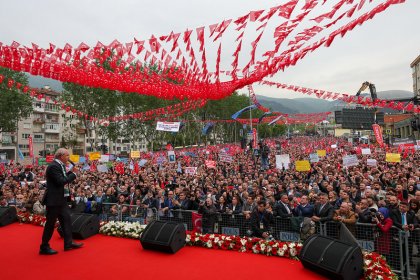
[0, 0, 405, 101]
[260, 80, 420, 113]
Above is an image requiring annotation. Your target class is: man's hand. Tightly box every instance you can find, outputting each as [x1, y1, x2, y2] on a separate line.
[311, 216, 320, 222]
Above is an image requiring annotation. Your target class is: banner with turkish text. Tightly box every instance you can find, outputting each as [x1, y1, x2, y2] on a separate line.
[343, 155, 359, 167]
[89, 152, 101, 161]
[386, 153, 401, 163]
[185, 167, 197, 175]
[28, 135, 33, 158]
[205, 160, 216, 169]
[156, 121, 181, 132]
[295, 160, 310, 172]
[130, 151, 140, 158]
[316, 150, 326, 157]
[372, 124, 384, 147]
[276, 154, 290, 170]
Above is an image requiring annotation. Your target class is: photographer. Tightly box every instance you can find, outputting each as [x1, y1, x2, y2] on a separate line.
[198, 197, 217, 234]
[372, 207, 393, 259]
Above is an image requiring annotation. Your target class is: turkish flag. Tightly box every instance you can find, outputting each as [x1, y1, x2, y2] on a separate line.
[192, 212, 202, 233]
[133, 161, 140, 175]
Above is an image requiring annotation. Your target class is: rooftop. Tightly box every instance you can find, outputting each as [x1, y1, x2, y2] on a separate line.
[384, 114, 413, 124]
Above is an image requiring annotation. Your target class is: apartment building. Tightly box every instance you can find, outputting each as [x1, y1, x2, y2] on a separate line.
[0, 86, 86, 164]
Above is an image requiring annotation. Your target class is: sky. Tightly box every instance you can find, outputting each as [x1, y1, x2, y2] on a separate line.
[0, 0, 419, 99]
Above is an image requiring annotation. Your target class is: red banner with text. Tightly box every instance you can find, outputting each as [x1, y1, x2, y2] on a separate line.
[372, 124, 384, 147]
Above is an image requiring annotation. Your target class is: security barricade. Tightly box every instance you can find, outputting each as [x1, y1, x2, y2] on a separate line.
[408, 228, 420, 279]
[100, 203, 157, 225]
[152, 210, 418, 278]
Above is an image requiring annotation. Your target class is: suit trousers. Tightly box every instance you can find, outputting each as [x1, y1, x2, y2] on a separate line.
[41, 204, 72, 249]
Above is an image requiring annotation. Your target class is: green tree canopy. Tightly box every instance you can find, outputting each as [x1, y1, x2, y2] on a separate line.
[0, 67, 32, 133]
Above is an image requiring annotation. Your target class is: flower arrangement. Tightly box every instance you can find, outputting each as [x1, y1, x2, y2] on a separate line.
[362, 251, 398, 280]
[99, 221, 147, 239]
[16, 215, 397, 280]
[185, 231, 302, 259]
[17, 212, 47, 227]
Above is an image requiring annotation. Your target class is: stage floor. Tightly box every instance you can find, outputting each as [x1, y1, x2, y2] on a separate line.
[0, 223, 327, 280]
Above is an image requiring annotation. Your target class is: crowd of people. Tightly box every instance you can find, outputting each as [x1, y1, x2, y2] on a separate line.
[0, 136, 419, 268]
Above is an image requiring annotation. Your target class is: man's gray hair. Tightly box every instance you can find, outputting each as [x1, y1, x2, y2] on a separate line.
[55, 148, 69, 159]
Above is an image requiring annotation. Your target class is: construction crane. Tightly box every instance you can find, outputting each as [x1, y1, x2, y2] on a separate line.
[355, 81, 378, 101]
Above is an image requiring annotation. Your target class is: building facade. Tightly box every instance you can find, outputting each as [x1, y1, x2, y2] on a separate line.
[411, 54, 420, 98]
[0, 86, 86, 164]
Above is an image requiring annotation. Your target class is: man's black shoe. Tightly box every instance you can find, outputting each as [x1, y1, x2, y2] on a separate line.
[39, 248, 58, 255]
[64, 242, 84, 251]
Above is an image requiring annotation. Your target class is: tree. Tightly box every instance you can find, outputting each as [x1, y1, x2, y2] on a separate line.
[0, 67, 32, 133]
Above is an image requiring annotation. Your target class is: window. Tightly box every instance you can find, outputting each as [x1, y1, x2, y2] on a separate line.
[45, 123, 59, 130]
[22, 134, 30, 139]
[22, 152, 30, 157]
[18, 144, 29, 149]
[45, 103, 59, 112]
[23, 123, 31, 129]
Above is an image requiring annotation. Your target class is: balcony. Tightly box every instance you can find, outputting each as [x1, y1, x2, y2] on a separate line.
[76, 128, 87, 134]
[44, 118, 59, 123]
[33, 106, 44, 113]
[44, 128, 60, 134]
[44, 108, 60, 114]
[33, 138, 44, 143]
[33, 118, 45, 123]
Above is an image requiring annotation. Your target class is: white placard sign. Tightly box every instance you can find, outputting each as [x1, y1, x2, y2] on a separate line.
[276, 154, 290, 170]
[367, 159, 377, 167]
[219, 153, 233, 163]
[97, 164, 109, 172]
[168, 150, 176, 163]
[361, 148, 371, 155]
[309, 153, 319, 163]
[343, 155, 359, 167]
[185, 167, 197, 175]
[99, 155, 109, 162]
[156, 121, 181, 132]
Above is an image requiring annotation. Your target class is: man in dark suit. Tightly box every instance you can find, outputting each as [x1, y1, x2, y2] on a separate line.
[39, 148, 83, 255]
[390, 201, 418, 271]
[250, 200, 274, 239]
[274, 194, 293, 218]
[311, 192, 334, 223]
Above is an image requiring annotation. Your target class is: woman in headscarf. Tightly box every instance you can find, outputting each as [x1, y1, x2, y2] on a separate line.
[373, 207, 393, 261]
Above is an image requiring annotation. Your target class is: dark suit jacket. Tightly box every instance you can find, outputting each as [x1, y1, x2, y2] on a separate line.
[173, 199, 191, 211]
[227, 203, 243, 215]
[390, 210, 418, 230]
[43, 160, 76, 206]
[313, 203, 334, 222]
[250, 210, 274, 238]
[274, 202, 293, 218]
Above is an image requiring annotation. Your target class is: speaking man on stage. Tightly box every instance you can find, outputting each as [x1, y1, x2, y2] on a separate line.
[39, 148, 83, 255]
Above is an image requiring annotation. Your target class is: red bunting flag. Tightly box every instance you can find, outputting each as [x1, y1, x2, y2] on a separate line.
[149, 35, 160, 53]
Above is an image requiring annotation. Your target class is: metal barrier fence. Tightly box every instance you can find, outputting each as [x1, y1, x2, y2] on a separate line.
[96, 206, 420, 279]
[100, 203, 157, 225]
[158, 210, 420, 279]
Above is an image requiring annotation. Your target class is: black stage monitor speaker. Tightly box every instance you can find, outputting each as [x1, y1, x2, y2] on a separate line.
[140, 220, 186, 254]
[299, 234, 363, 280]
[58, 213, 99, 239]
[0, 207, 17, 227]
